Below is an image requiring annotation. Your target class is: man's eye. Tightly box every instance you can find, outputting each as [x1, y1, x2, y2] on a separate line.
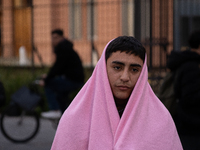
[114, 66, 121, 70]
[132, 68, 138, 72]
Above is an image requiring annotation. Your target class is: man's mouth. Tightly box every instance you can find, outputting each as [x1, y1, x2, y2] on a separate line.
[117, 85, 130, 90]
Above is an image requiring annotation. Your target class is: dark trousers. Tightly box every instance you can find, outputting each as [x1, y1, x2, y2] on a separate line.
[180, 135, 200, 150]
[44, 76, 83, 113]
[173, 113, 200, 150]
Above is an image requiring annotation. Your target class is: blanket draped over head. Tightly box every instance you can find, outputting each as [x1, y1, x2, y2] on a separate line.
[51, 40, 183, 150]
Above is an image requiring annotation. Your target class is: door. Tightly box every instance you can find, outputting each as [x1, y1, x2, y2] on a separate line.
[14, 0, 32, 58]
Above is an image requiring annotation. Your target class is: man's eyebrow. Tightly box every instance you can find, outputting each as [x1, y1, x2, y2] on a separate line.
[112, 61, 142, 67]
[112, 61, 124, 65]
[130, 64, 142, 68]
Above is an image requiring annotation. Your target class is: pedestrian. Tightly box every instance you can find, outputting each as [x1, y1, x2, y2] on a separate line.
[167, 30, 200, 150]
[38, 29, 84, 119]
[51, 36, 182, 149]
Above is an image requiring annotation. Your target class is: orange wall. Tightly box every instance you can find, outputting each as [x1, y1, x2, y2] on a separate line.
[1, 0, 174, 68]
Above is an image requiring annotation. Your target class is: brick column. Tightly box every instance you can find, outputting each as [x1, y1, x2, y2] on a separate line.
[2, 0, 14, 57]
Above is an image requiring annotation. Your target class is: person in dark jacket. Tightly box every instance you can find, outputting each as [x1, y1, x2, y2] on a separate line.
[39, 29, 84, 119]
[167, 30, 200, 150]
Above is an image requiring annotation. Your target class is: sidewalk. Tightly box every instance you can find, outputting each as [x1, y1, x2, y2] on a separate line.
[0, 118, 56, 150]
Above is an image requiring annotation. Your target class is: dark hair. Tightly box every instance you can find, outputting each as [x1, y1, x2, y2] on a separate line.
[51, 29, 64, 36]
[105, 36, 146, 62]
[188, 30, 200, 49]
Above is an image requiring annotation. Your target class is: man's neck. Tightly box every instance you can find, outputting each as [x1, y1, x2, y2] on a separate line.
[114, 98, 129, 111]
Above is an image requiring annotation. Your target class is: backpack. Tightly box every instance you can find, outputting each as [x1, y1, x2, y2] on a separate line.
[157, 71, 178, 116]
[0, 81, 6, 107]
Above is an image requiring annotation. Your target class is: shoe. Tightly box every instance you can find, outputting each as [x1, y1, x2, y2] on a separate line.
[41, 110, 62, 119]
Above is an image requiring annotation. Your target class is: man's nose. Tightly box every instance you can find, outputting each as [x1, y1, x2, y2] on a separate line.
[120, 70, 129, 82]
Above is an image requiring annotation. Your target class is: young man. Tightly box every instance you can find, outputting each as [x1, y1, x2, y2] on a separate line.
[167, 30, 200, 150]
[39, 29, 84, 118]
[51, 36, 182, 149]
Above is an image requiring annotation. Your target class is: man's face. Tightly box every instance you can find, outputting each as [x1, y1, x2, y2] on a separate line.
[51, 33, 63, 47]
[106, 51, 144, 101]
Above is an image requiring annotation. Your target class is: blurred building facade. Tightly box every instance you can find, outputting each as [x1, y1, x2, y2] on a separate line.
[0, 0, 200, 69]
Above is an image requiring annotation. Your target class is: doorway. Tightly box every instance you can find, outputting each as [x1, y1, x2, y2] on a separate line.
[13, 0, 32, 58]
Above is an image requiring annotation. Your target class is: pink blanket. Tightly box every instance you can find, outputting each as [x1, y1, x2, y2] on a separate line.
[51, 40, 183, 150]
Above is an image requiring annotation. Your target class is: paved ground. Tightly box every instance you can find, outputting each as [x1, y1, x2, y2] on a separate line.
[0, 118, 56, 150]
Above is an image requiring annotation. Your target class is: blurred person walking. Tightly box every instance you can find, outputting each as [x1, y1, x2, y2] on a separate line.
[38, 29, 84, 119]
[167, 30, 200, 150]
